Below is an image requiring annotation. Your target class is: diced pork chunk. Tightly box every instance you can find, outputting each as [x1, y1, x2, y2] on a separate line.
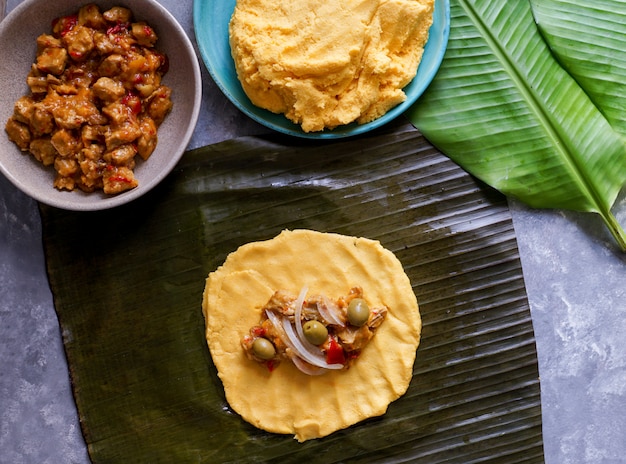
[51, 128, 81, 157]
[36, 34, 62, 51]
[103, 6, 132, 24]
[136, 116, 157, 160]
[12, 96, 36, 124]
[79, 145, 104, 186]
[104, 120, 142, 149]
[27, 75, 49, 94]
[51, 92, 103, 129]
[30, 105, 55, 136]
[63, 25, 95, 61]
[80, 143, 105, 161]
[102, 165, 138, 194]
[54, 156, 79, 177]
[54, 174, 76, 191]
[98, 53, 125, 77]
[102, 101, 131, 125]
[78, 4, 107, 29]
[92, 77, 126, 102]
[29, 138, 57, 166]
[81, 124, 104, 145]
[26, 65, 48, 94]
[147, 86, 172, 125]
[131, 22, 158, 47]
[92, 31, 113, 55]
[51, 101, 84, 130]
[36, 47, 68, 75]
[5, 119, 31, 150]
[104, 143, 136, 166]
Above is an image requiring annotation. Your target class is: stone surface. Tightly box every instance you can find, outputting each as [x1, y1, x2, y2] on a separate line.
[1, 1, 626, 463]
[511, 192, 626, 464]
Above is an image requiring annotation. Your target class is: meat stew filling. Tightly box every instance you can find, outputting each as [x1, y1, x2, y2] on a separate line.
[242, 287, 388, 375]
[4, 3, 172, 194]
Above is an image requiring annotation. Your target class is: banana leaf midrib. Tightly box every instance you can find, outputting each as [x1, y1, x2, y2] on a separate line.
[459, 0, 609, 216]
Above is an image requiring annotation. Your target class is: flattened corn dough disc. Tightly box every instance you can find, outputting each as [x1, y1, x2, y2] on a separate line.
[202, 229, 421, 441]
[229, 0, 435, 132]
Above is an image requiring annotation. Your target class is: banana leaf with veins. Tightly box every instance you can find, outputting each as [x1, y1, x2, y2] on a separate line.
[530, 0, 626, 138]
[406, 0, 626, 250]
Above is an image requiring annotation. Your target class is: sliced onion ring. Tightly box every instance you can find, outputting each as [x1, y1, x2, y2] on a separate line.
[294, 285, 309, 343]
[317, 295, 345, 327]
[290, 355, 326, 376]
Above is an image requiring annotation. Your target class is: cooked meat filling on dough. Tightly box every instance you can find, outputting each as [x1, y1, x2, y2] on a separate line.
[242, 287, 387, 375]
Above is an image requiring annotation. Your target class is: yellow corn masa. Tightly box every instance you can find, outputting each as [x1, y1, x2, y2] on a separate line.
[229, 0, 434, 132]
[202, 229, 421, 441]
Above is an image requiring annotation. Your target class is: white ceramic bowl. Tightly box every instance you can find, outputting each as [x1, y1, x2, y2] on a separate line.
[0, 0, 201, 210]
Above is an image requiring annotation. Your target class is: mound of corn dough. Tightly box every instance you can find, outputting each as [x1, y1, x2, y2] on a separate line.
[229, 0, 434, 132]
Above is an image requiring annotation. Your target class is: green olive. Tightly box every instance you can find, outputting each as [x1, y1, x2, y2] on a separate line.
[303, 320, 328, 345]
[347, 298, 370, 327]
[252, 337, 276, 360]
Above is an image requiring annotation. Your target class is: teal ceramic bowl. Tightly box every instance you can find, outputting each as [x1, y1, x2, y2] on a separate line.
[194, 0, 450, 139]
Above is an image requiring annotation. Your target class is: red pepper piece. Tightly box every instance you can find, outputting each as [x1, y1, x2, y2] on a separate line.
[251, 326, 266, 337]
[121, 92, 142, 115]
[326, 338, 345, 365]
[107, 22, 130, 36]
[153, 51, 169, 74]
[266, 359, 278, 372]
[108, 176, 133, 184]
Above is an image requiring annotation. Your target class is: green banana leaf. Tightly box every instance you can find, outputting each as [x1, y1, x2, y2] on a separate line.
[530, 0, 626, 138]
[40, 123, 543, 463]
[406, 0, 626, 251]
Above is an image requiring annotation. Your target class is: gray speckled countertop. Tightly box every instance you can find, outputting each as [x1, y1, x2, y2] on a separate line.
[1, 1, 626, 463]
